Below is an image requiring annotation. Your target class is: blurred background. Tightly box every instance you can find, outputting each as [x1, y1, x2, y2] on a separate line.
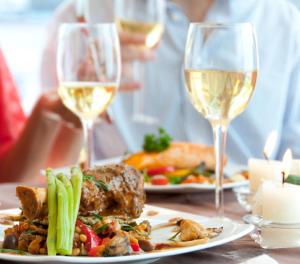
[1, 0, 300, 115]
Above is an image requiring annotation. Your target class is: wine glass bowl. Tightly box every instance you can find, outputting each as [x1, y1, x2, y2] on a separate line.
[184, 23, 258, 217]
[57, 23, 121, 167]
[114, 0, 165, 124]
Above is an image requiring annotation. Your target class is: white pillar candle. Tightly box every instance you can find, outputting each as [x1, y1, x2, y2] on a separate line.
[261, 181, 300, 223]
[290, 159, 300, 175]
[252, 180, 300, 248]
[248, 159, 282, 192]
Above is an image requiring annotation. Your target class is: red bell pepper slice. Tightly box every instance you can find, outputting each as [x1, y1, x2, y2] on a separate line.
[76, 219, 102, 251]
[147, 166, 175, 176]
[131, 243, 140, 252]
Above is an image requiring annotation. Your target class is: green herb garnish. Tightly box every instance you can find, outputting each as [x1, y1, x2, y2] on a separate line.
[285, 175, 300, 185]
[143, 172, 151, 183]
[121, 224, 135, 232]
[95, 180, 110, 192]
[192, 162, 214, 177]
[143, 128, 172, 152]
[168, 231, 181, 241]
[91, 213, 103, 221]
[168, 176, 185, 185]
[95, 224, 109, 234]
[83, 175, 110, 192]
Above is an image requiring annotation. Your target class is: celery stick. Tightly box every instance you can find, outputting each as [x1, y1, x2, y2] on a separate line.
[56, 178, 70, 255]
[46, 169, 57, 256]
[57, 174, 73, 255]
[71, 167, 83, 223]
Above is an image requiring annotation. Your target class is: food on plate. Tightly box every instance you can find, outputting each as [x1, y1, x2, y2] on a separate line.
[17, 164, 145, 220]
[124, 128, 246, 186]
[0, 163, 223, 257]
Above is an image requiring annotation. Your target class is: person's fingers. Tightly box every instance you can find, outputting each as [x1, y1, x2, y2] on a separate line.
[121, 46, 156, 62]
[119, 31, 146, 45]
[100, 112, 112, 124]
[119, 81, 141, 92]
[37, 90, 82, 128]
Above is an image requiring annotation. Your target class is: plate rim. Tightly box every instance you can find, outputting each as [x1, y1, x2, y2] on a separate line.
[0, 205, 254, 263]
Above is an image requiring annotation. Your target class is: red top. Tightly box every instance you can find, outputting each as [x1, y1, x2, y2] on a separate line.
[0, 49, 26, 159]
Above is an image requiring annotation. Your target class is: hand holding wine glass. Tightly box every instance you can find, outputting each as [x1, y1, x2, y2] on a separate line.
[115, 0, 165, 124]
[184, 23, 258, 217]
[57, 23, 121, 168]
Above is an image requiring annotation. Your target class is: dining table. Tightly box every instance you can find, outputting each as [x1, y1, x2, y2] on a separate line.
[0, 182, 298, 264]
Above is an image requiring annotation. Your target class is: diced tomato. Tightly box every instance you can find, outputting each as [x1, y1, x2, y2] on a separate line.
[131, 243, 140, 252]
[76, 219, 102, 251]
[151, 175, 169, 185]
[88, 245, 105, 257]
[147, 166, 175, 176]
[181, 175, 198, 184]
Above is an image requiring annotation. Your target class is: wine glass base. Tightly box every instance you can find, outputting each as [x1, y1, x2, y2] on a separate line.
[132, 114, 159, 125]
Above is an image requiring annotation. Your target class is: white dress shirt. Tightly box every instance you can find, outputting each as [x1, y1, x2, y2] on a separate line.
[41, 0, 300, 168]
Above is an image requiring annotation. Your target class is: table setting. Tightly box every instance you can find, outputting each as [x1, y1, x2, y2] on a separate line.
[1, 1, 300, 264]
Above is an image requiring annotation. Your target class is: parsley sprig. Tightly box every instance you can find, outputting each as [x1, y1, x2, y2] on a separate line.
[143, 128, 172, 152]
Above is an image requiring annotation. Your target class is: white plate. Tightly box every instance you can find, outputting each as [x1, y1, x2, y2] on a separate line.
[0, 205, 253, 264]
[46, 157, 249, 193]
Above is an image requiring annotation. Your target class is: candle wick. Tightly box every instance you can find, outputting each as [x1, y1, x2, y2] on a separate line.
[263, 152, 269, 161]
[282, 171, 285, 186]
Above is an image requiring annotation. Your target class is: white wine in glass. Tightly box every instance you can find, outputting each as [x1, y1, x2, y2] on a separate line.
[57, 23, 121, 168]
[184, 23, 258, 217]
[115, 0, 165, 124]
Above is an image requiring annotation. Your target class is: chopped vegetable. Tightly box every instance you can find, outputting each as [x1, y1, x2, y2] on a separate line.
[168, 176, 186, 185]
[151, 175, 168, 185]
[91, 213, 103, 221]
[192, 162, 214, 177]
[165, 169, 192, 177]
[56, 178, 70, 255]
[130, 243, 140, 252]
[143, 128, 172, 152]
[168, 231, 181, 241]
[57, 174, 74, 254]
[76, 219, 102, 251]
[46, 169, 57, 256]
[121, 224, 135, 232]
[181, 175, 198, 184]
[71, 167, 83, 250]
[147, 166, 175, 176]
[95, 224, 109, 234]
[88, 245, 105, 257]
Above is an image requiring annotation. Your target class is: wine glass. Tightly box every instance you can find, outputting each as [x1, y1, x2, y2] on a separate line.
[57, 23, 121, 168]
[114, 0, 165, 124]
[184, 23, 258, 217]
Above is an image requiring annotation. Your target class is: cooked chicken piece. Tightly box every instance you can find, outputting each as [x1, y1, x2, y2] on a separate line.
[179, 219, 209, 241]
[16, 186, 47, 220]
[17, 164, 145, 220]
[103, 231, 131, 256]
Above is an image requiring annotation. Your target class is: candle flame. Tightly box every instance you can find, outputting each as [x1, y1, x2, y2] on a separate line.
[263, 131, 278, 160]
[282, 148, 293, 181]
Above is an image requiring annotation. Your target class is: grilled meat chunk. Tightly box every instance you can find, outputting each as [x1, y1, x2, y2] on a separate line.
[17, 164, 145, 220]
[82, 164, 145, 218]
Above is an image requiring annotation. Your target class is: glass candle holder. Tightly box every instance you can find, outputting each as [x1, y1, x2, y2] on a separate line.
[244, 214, 300, 249]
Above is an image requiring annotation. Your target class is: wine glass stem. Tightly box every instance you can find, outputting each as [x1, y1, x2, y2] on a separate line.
[133, 60, 145, 116]
[81, 119, 94, 168]
[212, 124, 228, 217]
